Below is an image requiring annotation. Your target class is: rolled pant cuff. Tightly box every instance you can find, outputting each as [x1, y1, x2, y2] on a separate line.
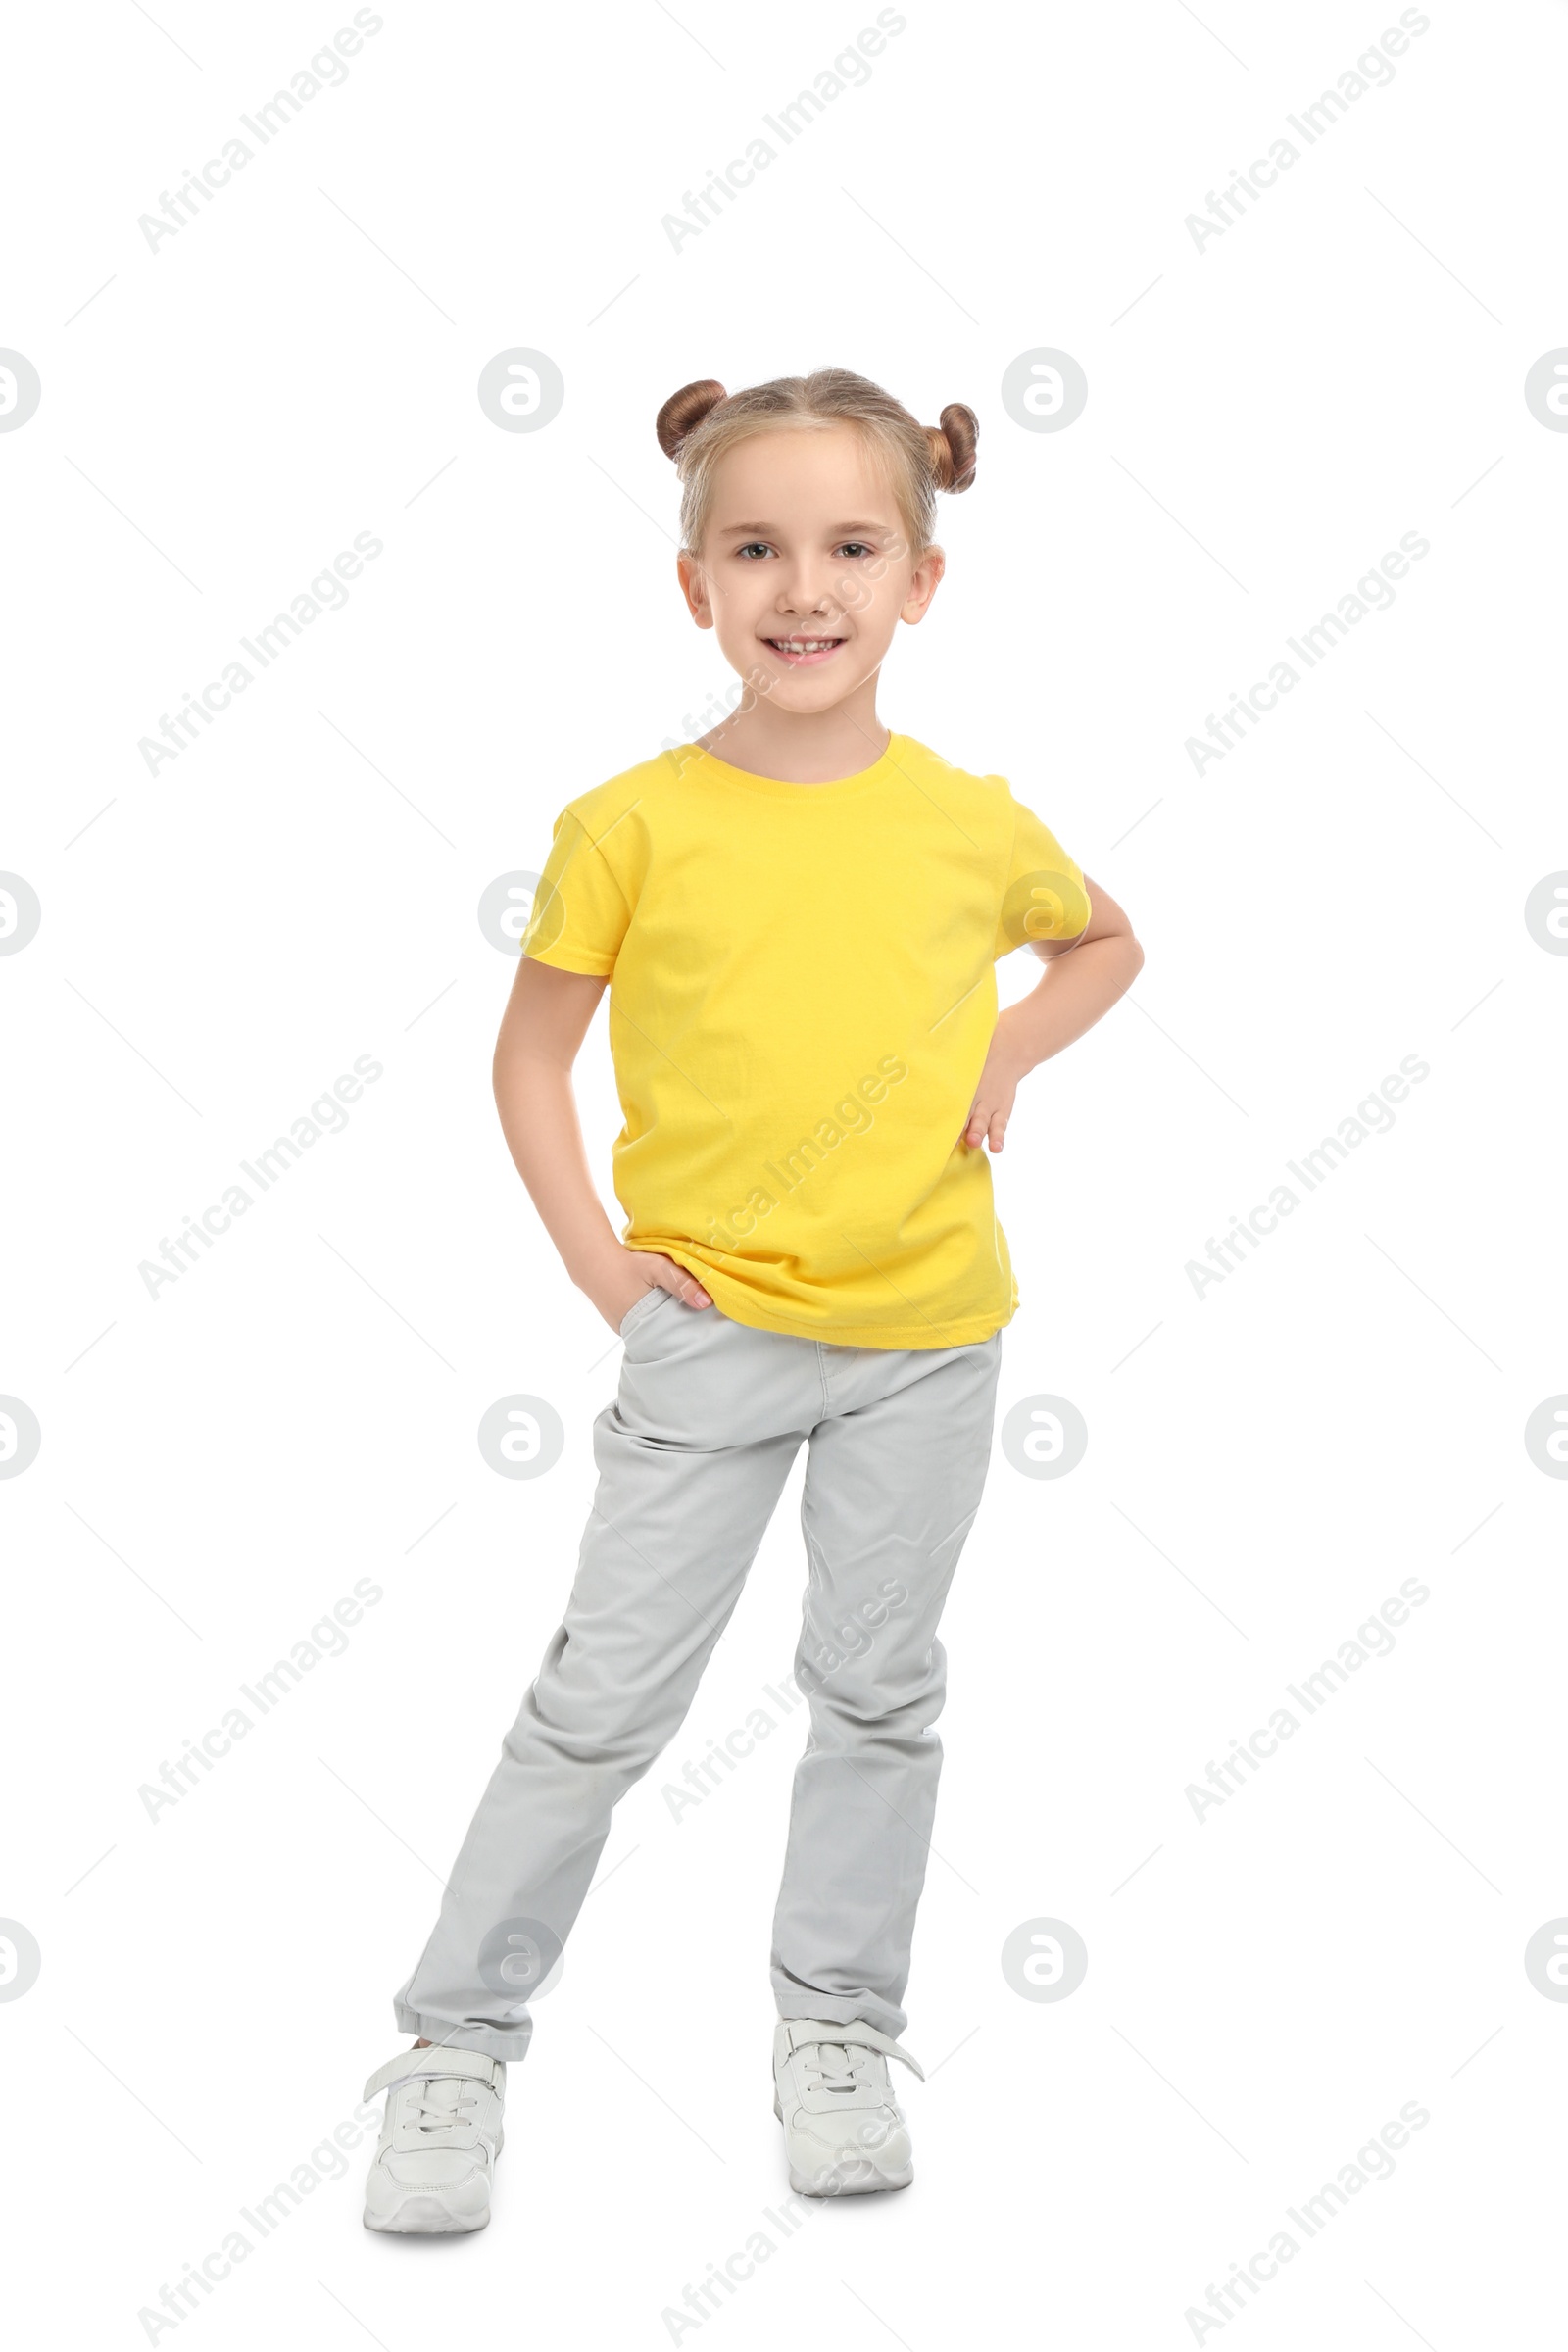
[392, 2000, 528, 2066]
[773, 1994, 906, 2037]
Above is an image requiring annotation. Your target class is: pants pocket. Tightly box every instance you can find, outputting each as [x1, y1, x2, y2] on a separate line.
[617, 1287, 668, 1341]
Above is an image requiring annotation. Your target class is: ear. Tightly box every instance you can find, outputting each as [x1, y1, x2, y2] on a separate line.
[900, 545, 946, 627]
[676, 551, 714, 629]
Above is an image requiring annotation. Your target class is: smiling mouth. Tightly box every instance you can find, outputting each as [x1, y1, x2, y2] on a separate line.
[762, 636, 846, 665]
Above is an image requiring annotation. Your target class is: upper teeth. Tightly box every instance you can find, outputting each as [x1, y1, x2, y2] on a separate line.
[774, 639, 838, 650]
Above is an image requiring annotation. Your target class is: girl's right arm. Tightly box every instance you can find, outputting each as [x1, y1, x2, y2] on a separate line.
[492, 956, 712, 1331]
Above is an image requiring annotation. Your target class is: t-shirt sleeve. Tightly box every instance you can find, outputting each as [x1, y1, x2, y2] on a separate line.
[993, 792, 1092, 957]
[521, 808, 630, 976]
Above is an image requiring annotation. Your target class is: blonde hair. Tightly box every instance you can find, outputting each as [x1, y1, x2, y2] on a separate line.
[655, 368, 977, 560]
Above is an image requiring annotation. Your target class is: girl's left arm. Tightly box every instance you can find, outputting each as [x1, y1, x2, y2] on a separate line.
[959, 877, 1144, 1152]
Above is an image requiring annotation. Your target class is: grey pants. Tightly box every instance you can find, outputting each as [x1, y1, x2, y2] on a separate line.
[394, 1290, 1004, 2063]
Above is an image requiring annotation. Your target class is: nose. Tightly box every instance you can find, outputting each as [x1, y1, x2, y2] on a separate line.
[776, 565, 840, 622]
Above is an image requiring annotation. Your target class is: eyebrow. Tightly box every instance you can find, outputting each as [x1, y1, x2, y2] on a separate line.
[717, 518, 892, 535]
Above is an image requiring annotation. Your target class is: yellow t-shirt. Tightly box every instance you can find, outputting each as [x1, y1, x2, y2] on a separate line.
[522, 732, 1090, 1348]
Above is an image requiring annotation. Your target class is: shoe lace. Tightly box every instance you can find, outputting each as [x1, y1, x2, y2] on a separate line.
[804, 2040, 878, 2098]
[405, 2079, 480, 2136]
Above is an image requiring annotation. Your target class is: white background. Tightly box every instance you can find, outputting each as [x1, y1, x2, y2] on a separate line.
[3, 0, 1566, 2343]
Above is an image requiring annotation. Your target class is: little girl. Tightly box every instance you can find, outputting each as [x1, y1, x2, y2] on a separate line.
[361, 368, 1143, 2230]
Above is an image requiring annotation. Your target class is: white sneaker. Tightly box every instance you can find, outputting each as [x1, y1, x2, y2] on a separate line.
[772, 2019, 924, 2196]
[362, 2044, 507, 2233]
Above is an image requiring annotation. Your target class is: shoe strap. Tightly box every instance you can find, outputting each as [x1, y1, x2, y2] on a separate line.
[363, 2044, 504, 2103]
[780, 2018, 925, 2082]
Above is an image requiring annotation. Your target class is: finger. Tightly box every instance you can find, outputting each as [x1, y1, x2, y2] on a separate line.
[651, 1255, 708, 1307]
[988, 1109, 1008, 1152]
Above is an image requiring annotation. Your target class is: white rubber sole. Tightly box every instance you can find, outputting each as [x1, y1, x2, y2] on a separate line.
[363, 2130, 500, 2235]
[774, 2094, 913, 2195]
[787, 2158, 914, 2196]
[363, 2191, 490, 2234]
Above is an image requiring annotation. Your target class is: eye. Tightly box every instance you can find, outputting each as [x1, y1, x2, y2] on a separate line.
[835, 542, 873, 560]
[735, 541, 772, 561]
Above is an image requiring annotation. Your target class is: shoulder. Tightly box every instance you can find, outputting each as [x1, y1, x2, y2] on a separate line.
[555, 746, 693, 849]
[891, 735, 1017, 828]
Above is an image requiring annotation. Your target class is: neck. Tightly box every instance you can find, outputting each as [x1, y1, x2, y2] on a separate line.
[696, 673, 890, 783]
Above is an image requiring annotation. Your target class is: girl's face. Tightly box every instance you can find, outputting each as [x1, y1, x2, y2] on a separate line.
[676, 422, 944, 715]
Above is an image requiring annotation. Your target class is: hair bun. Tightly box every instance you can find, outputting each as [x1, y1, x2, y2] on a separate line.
[928, 402, 978, 494]
[656, 378, 728, 460]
